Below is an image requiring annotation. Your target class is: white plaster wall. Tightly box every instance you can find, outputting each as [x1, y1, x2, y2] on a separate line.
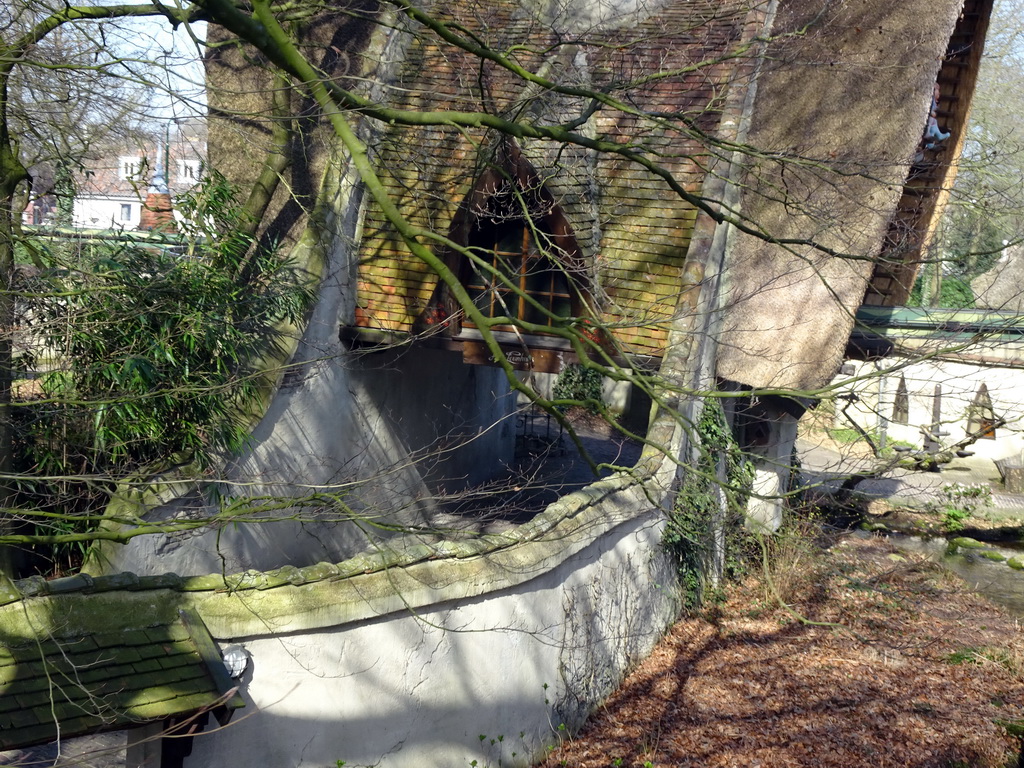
[831, 358, 1024, 460]
[745, 415, 797, 532]
[105, 344, 516, 577]
[186, 508, 677, 768]
[103, 160, 516, 577]
[73, 196, 139, 230]
[355, 346, 518, 492]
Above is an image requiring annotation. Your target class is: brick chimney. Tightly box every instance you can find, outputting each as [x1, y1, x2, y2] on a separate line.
[139, 163, 176, 232]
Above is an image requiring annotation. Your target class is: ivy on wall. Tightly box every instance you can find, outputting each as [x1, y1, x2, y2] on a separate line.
[663, 398, 754, 608]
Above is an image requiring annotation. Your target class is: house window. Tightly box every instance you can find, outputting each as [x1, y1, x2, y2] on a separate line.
[892, 375, 909, 424]
[464, 220, 573, 329]
[120, 203, 133, 222]
[966, 383, 997, 439]
[178, 159, 202, 183]
[119, 156, 143, 181]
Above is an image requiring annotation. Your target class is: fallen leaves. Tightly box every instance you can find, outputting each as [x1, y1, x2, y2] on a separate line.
[541, 535, 1024, 768]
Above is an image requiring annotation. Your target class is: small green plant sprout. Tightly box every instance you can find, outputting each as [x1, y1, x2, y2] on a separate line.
[472, 732, 513, 767]
[946, 647, 983, 665]
[827, 426, 867, 445]
[931, 482, 993, 531]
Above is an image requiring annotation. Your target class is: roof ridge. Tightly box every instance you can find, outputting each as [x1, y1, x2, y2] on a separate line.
[1, 472, 640, 607]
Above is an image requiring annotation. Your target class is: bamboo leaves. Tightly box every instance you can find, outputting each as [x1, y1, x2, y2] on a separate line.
[11, 176, 314, 566]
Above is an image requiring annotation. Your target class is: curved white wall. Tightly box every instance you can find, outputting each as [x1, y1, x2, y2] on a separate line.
[182, 481, 680, 768]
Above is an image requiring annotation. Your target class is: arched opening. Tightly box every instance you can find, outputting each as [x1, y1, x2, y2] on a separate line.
[464, 209, 575, 330]
[419, 135, 591, 344]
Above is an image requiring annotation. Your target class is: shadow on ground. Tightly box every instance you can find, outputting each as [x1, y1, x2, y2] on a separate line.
[433, 409, 643, 533]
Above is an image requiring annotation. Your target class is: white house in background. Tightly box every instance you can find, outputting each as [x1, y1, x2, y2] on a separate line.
[72, 121, 206, 230]
[837, 307, 1024, 463]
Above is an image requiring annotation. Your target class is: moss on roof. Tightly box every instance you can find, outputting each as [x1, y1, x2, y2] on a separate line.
[0, 464, 645, 645]
[0, 593, 242, 752]
[354, 0, 753, 357]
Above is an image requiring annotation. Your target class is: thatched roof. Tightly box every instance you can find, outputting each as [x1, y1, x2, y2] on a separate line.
[355, 0, 980, 386]
[715, 0, 967, 392]
[209, 0, 984, 391]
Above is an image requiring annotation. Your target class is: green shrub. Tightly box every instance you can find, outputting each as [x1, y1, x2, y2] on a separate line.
[552, 363, 604, 414]
[663, 399, 754, 608]
[929, 482, 993, 532]
[12, 174, 314, 572]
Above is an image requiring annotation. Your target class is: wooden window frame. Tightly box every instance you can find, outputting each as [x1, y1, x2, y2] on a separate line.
[415, 137, 595, 353]
[463, 220, 575, 332]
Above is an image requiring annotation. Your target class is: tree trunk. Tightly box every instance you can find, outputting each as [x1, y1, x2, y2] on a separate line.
[0, 64, 29, 577]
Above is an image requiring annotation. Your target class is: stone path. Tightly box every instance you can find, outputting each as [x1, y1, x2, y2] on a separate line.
[796, 436, 1024, 518]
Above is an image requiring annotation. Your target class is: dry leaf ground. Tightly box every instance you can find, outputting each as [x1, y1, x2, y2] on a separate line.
[541, 533, 1024, 768]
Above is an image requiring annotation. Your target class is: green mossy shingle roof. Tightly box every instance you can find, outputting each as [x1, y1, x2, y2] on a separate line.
[0, 467, 647, 752]
[355, 0, 753, 357]
[0, 584, 242, 752]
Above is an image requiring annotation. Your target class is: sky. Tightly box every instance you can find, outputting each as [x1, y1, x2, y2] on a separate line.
[103, 13, 208, 125]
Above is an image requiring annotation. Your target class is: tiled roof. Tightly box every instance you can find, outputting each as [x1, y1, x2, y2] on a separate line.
[75, 134, 206, 200]
[0, 578, 242, 751]
[355, 0, 752, 357]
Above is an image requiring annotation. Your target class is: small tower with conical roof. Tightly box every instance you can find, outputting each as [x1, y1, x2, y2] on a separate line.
[139, 155, 176, 232]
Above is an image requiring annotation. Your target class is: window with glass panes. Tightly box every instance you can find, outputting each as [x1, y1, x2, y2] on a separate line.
[464, 220, 573, 330]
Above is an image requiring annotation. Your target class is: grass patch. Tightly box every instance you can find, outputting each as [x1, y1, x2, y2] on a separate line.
[826, 428, 916, 457]
[827, 427, 864, 444]
[946, 646, 1024, 677]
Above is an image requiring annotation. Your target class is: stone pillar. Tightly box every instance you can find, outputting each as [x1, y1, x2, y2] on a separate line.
[734, 396, 803, 532]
